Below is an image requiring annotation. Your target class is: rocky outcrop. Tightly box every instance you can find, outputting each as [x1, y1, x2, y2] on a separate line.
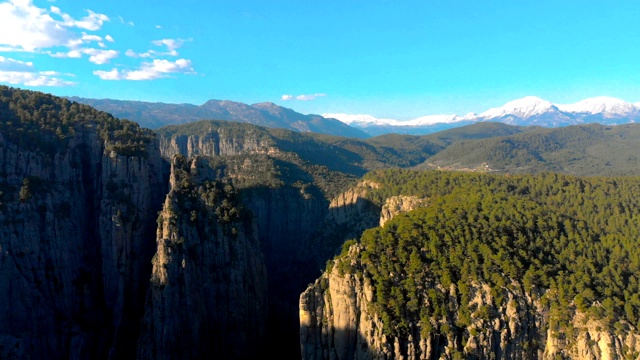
[0, 125, 164, 359]
[159, 130, 277, 160]
[300, 245, 640, 360]
[137, 156, 268, 360]
[379, 196, 426, 227]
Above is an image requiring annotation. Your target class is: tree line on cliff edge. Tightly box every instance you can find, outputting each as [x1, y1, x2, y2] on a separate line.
[330, 169, 640, 345]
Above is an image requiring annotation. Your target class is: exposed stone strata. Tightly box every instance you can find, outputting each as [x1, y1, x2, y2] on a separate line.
[300, 246, 640, 360]
[159, 130, 275, 159]
[379, 195, 427, 227]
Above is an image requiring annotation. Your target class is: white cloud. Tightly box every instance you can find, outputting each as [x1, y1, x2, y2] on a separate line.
[0, 53, 76, 87]
[93, 68, 121, 80]
[94, 58, 195, 81]
[0, 67, 76, 87]
[49, 48, 118, 64]
[0, 0, 109, 52]
[0, 55, 34, 71]
[81, 33, 102, 43]
[152, 38, 184, 56]
[63, 10, 109, 31]
[126, 39, 189, 59]
[82, 48, 118, 64]
[65, 49, 82, 58]
[105, 34, 114, 42]
[125, 49, 156, 58]
[282, 93, 327, 101]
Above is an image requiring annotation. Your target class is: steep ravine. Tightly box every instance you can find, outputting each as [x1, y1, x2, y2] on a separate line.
[157, 132, 385, 359]
[0, 99, 382, 359]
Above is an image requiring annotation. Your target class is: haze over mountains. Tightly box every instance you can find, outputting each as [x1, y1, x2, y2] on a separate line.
[71, 95, 640, 139]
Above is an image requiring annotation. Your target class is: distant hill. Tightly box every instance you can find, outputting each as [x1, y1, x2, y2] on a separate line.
[68, 96, 370, 138]
[155, 119, 443, 187]
[419, 123, 640, 176]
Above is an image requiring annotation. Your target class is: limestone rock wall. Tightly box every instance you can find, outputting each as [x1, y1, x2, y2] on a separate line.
[136, 157, 268, 360]
[0, 127, 164, 359]
[300, 245, 640, 360]
[379, 196, 426, 227]
[159, 130, 275, 159]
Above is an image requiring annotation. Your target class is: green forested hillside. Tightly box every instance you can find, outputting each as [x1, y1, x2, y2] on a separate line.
[421, 123, 640, 176]
[422, 121, 534, 147]
[0, 85, 155, 157]
[332, 169, 640, 340]
[156, 120, 447, 199]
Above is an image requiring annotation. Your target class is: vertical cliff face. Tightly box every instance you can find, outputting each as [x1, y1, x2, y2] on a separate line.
[0, 125, 164, 359]
[158, 131, 344, 359]
[300, 246, 640, 360]
[159, 130, 275, 159]
[137, 156, 268, 360]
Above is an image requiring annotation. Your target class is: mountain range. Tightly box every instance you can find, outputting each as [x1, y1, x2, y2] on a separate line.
[71, 95, 640, 139]
[67, 96, 370, 138]
[325, 96, 640, 136]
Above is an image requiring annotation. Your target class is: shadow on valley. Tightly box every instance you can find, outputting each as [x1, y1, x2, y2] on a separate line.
[240, 181, 381, 359]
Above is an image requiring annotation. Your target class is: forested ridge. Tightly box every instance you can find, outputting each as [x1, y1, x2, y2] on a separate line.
[423, 123, 640, 176]
[330, 169, 640, 349]
[0, 85, 154, 157]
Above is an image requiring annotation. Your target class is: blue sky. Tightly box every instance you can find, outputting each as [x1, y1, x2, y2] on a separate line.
[1, 0, 640, 120]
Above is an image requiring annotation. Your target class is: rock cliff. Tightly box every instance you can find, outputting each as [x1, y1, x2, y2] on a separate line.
[157, 129, 340, 359]
[0, 115, 164, 358]
[137, 156, 268, 359]
[300, 245, 640, 360]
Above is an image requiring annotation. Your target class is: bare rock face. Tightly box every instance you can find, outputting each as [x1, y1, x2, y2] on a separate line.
[137, 156, 268, 360]
[159, 130, 275, 159]
[300, 245, 640, 360]
[0, 126, 164, 359]
[379, 196, 427, 227]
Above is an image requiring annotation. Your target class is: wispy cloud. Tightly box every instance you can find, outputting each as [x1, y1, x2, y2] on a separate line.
[50, 48, 119, 64]
[118, 15, 134, 26]
[0, 55, 76, 86]
[152, 38, 184, 56]
[94, 58, 194, 80]
[126, 38, 188, 58]
[0, 55, 33, 71]
[281, 93, 327, 101]
[50, 7, 108, 31]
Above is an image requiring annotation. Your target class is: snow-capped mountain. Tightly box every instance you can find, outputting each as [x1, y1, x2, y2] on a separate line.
[326, 96, 640, 136]
[478, 96, 558, 119]
[557, 96, 638, 115]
